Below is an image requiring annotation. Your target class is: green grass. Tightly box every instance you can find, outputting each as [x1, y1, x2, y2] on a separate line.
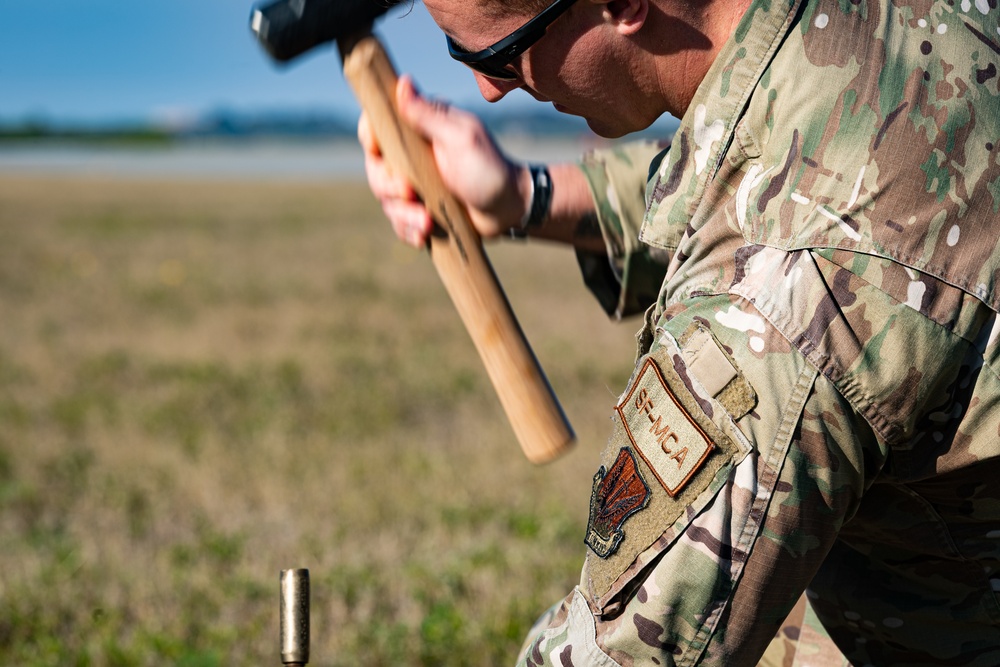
[0, 175, 637, 666]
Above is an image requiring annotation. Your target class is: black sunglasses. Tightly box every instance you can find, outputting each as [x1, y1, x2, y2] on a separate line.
[446, 0, 580, 81]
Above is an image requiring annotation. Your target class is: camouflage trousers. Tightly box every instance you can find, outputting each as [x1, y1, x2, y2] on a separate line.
[516, 263, 1000, 666]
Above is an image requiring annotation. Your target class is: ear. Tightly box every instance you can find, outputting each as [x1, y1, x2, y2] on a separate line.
[601, 0, 648, 35]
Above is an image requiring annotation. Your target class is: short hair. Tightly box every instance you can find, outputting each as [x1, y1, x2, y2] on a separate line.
[390, 0, 553, 23]
[475, 0, 553, 20]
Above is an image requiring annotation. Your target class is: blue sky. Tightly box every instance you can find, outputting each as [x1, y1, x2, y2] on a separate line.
[2, 0, 533, 126]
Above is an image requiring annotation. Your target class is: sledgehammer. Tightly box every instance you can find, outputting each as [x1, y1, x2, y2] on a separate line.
[249, 0, 574, 464]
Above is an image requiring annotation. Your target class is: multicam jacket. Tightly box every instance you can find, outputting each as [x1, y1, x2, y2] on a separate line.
[519, 0, 1000, 665]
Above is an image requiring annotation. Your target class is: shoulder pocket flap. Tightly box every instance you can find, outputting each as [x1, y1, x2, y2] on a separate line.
[585, 344, 748, 609]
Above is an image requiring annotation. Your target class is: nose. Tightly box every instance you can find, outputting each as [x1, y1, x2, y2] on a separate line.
[474, 72, 522, 103]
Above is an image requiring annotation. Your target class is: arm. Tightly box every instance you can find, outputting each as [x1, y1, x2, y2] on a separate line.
[360, 76, 672, 319]
[359, 76, 603, 251]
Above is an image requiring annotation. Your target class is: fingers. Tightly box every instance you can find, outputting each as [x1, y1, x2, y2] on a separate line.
[396, 75, 459, 144]
[357, 112, 379, 157]
[361, 127, 413, 201]
[383, 199, 433, 248]
[393, 77, 524, 238]
[361, 77, 521, 245]
[359, 110, 432, 248]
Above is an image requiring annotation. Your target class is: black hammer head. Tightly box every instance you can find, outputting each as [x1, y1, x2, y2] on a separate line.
[250, 0, 399, 63]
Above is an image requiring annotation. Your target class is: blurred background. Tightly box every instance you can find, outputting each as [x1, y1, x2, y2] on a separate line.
[0, 1, 674, 665]
[1, 0, 676, 177]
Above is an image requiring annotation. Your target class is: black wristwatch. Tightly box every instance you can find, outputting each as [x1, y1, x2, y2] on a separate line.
[509, 164, 552, 239]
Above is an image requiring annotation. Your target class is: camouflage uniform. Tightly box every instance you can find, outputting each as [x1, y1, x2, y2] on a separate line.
[519, 0, 1000, 665]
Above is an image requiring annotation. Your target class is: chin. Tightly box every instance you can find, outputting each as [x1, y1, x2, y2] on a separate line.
[588, 108, 666, 139]
[585, 117, 645, 140]
[586, 123, 626, 139]
[553, 102, 651, 139]
[550, 103, 618, 138]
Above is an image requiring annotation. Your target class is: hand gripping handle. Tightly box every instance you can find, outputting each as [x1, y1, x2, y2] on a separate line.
[340, 33, 575, 464]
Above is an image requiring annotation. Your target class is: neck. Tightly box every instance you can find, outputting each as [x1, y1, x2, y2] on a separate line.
[644, 0, 754, 117]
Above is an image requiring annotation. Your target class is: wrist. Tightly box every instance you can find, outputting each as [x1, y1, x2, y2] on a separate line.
[509, 164, 553, 239]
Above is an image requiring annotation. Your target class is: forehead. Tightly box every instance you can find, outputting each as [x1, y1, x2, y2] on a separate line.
[422, 0, 537, 20]
[423, 0, 535, 48]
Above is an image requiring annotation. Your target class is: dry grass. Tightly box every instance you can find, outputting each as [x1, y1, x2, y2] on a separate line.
[0, 174, 637, 666]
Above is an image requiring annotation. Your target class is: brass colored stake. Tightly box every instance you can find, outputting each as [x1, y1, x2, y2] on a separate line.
[280, 569, 309, 666]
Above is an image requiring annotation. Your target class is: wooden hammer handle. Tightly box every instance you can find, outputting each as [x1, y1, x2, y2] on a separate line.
[340, 34, 574, 464]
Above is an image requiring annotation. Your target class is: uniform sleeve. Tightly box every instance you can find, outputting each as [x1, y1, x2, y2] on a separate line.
[575, 140, 673, 319]
[518, 243, 1000, 665]
[517, 288, 884, 667]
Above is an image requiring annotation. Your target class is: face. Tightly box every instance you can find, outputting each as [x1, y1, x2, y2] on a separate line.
[425, 0, 658, 138]
[425, 0, 727, 138]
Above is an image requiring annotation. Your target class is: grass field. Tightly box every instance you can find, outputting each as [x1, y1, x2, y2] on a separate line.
[0, 174, 639, 666]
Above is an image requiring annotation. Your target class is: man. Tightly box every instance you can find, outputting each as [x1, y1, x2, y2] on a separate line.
[361, 0, 1000, 664]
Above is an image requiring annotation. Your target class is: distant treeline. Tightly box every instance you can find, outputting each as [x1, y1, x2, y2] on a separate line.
[0, 122, 173, 145]
[0, 107, 676, 144]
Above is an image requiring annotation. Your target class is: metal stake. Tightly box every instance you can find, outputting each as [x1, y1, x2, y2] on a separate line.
[280, 568, 309, 666]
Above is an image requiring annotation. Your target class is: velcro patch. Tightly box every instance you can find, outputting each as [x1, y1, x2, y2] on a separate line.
[617, 357, 714, 497]
[584, 344, 747, 607]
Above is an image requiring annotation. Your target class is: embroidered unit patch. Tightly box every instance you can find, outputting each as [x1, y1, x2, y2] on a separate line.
[617, 357, 715, 496]
[585, 448, 651, 558]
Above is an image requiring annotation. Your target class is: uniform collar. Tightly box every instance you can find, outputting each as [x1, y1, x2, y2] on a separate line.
[641, 0, 805, 249]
